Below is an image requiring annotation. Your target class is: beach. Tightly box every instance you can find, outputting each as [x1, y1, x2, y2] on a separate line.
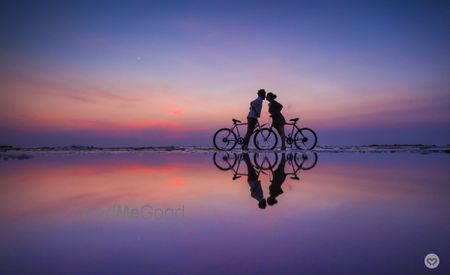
[0, 149, 449, 274]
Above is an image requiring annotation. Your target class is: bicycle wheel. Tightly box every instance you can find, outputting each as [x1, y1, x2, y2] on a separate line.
[294, 151, 318, 170]
[253, 128, 278, 150]
[294, 128, 317, 150]
[213, 128, 237, 150]
[213, 152, 238, 171]
[253, 152, 279, 170]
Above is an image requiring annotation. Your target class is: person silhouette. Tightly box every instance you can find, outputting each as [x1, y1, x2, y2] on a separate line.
[242, 89, 266, 150]
[267, 153, 287, 206]
[242, 153, 266, 209]
[266, 92, 286, 150]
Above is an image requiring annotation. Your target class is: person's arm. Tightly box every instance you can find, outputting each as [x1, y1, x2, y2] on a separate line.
[268, 103, 274, 116]
[255, 100, 262, 117]
[273, 102, 283, 114]
[251, 100, 262, 118]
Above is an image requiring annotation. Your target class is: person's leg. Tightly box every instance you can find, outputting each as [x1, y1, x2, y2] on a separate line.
[243, 153, 257, 180]
[243, 118, 257, 149]
[275, 124, 286, 150]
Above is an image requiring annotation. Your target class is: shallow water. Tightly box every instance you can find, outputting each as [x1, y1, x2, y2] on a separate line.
[0, 151, 449, 274]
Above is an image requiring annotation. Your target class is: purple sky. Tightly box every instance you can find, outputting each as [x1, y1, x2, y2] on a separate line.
[0, 1, 449, 146]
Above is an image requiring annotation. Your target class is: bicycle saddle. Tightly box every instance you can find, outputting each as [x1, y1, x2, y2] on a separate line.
[232, 118, 241, 123]
[290, 118, 299, 122]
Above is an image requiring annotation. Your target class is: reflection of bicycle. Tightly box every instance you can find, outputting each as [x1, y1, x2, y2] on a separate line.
[253, 152, 279, 170]
[213, 151, 240, 170]
[213, 152, 268, 180]
[285, 151, 318, 180]
[213, 151, 278, 171]
[213, 151, 318, 178]
[213, 119, 277, 150]
[254, 151, 318, 174]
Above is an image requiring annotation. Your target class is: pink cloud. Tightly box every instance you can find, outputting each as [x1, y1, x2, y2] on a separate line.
[170, 108, 185, 116]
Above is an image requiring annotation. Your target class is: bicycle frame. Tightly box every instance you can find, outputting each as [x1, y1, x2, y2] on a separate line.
[284, 121, 301, 140]
[229, 121, 268, 140]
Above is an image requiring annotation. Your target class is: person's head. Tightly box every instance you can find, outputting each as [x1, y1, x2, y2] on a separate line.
[266, 92, 277, 102]
[258, 199, 267, 209]
[267, 196, 278, 206]
[257, 89, 266, 99]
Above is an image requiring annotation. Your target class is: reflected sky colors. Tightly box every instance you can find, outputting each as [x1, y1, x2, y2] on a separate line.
[0, 152, 449, 274]
[0, 1, 449, 146]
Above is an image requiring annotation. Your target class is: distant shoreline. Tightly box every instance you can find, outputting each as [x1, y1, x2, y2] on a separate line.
[1, 144, 449, 154]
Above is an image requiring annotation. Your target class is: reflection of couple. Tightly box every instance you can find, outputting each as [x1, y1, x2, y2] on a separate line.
[242, 89, 287, 151]
[242, 153, 287, 209]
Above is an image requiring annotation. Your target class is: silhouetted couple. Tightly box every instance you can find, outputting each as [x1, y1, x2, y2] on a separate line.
[242, 89, 286, 150]
[242, 153, 287, 209]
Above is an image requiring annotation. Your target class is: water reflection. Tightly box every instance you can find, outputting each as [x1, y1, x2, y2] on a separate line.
[213, 151, 318, 208]
[0, 151, 449, 274]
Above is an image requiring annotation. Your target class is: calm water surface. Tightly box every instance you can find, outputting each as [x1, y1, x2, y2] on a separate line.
[0, 151, 449, 274]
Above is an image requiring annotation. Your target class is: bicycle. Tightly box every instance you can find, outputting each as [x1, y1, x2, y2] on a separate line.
[254, 117, 318, 150]
[213, 118, 278, 150]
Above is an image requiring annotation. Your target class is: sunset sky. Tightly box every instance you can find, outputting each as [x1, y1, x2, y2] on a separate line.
[0, 1, 449, 146]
